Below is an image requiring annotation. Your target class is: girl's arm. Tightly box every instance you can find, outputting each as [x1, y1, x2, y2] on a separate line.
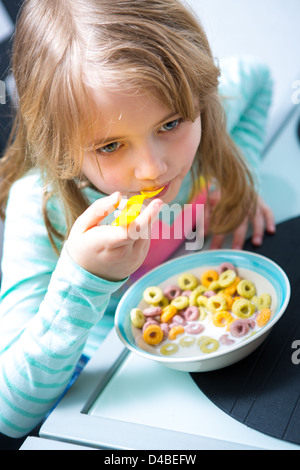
[219, 55, 273, 189]
[209, 56, 275, 249]
[0, 176, 126, 438]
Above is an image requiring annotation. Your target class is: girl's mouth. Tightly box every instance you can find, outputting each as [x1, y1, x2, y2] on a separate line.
[143, 182, 170, 199]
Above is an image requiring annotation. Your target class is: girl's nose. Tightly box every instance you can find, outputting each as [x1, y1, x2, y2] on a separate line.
[134, 143, 168, 181]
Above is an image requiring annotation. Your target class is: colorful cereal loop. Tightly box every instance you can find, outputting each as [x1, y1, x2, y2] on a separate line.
[196, 295, 208, 308]
[218, 269, 236, 288]
[232, 298, 255, 319]
[217, 292, 233, 310]
[230, 319, 249, 337]
[142, 324, 164, 345]
[130, 308, 145, 328]
[143, 286, 164, 304]
[201, 270, 219, 287]
[177, 273, 198, 291]
[224, 276, 241, 296]
[168, 325, 185, 340]
[236, 279, 256, 299]
[207, 295, 227, 313]
[256, 308, 272, 327]
[160, 343, 179, 356]
[171, 295, 189, 310]
[179, 336, 196, 347]
[199, 337, 219, 354]
[212, 311, 234, 328]
[163, 285, 182, 301]
[252, 293, 272, 310]
[160, 304, 177, 323]
[189, 285, 207, 306]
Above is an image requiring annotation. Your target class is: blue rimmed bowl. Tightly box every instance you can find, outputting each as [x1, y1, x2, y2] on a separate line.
[115, 250, 290, 372]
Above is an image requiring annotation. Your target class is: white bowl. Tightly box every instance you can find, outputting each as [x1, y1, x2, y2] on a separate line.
[115, 250, 290, 372]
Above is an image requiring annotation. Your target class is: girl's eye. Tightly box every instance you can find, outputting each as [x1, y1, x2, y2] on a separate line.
[159, 119, 181, 132]
[96, 142, 121, 154]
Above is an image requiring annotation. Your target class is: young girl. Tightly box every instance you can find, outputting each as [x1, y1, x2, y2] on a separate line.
[0, 0, 275, 438]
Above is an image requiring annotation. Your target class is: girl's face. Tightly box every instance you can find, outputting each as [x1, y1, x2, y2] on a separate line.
[82, 88, 201, 204]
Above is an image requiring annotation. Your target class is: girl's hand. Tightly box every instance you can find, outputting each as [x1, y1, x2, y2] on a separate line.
[66, 192, 163, 281]
[205, 192, 276, 250]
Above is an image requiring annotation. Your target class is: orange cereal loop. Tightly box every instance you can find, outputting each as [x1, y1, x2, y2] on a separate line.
[143, 324, 164, 345]
[201, 270, 219, 288]
[212, 311, 234, 328]
[160, 304, 177, 323]
[224, 277, 241, 296]
[168, 325, 185, 340]
[256, 308, 272, 328]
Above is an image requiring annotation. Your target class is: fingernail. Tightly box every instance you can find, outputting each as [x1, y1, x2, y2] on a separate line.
[252, 236, 262, 246]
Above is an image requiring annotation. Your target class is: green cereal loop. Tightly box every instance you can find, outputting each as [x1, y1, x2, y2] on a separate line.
[199, 337, 220, 354]
[232, 298, 255, 319]
[257, 293, 272, 309]
[218, 269, 236, 287]
[178, 273, 198, 291]
[189, 285, 207, 306]
[237, 279, 256, 299]
[207, 295, 227, 313]
[197, 335, 210, 346]
[130, 308, 145, 328]
[196, 295, 208, 308]
[155, 296, 169, 308]
[143, 286, 164, 304]
[208, 280, 221, 292]
[160, 343, 179, 356]
[171, 295, 189, 310]
[198, 307, 207, 321]
[179, 336, 196, 348]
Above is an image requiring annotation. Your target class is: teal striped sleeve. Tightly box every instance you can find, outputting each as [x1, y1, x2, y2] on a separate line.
[0, 245, 126, 438]
[0, 174, 127, 438]
[219, 56, 273, 190]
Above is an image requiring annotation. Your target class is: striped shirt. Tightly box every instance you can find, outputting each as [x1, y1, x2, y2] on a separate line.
[0, 57, 273, 437]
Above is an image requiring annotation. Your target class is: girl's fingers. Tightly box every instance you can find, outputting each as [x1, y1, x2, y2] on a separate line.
[128, 198, 163, 239]
[72, 192, 121, 233]
[231, 218, 249, 250]
[210, 233, 225, 250]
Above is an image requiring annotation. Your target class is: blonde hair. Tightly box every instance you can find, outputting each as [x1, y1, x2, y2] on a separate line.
[0, 0, 256, 252]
